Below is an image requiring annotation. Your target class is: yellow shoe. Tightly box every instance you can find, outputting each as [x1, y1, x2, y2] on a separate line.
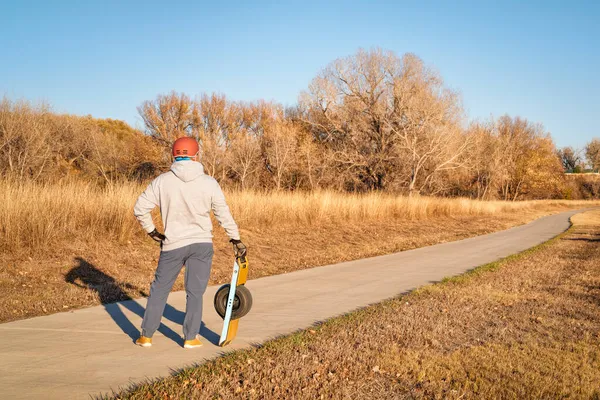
[183, 335, 203, 349]
[135, 335, 152, 347]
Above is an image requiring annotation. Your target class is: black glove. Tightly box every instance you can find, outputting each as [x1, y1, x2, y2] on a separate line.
[230, 239, 247, 258]
[148, 229, 166, 243]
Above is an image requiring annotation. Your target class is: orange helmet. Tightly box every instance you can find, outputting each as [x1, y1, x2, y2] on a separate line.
[172, 137, 199, 158]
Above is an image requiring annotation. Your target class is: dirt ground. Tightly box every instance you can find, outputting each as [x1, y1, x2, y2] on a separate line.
[116, 210, 600, 399]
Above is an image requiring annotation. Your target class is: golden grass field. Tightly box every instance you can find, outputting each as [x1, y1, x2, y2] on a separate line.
[115, 210, 600, 399]
[0, 179, 597, 323]
[1, 179, 596, 254]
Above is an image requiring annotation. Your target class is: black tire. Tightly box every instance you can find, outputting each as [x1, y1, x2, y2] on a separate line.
[214, 284, 253, 320]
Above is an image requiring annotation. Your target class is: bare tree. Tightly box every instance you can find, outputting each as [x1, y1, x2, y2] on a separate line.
[192, 93, 242, 181]
[586, 139, 600, 172]
[300, 48, 467, 194]
[263, 118, 298, 190]
[557, 146, 582, 172]
[0, 98, 53, 181]
[388, 54, 469, 194]
[467, 121, 503, 199]
[491, 116, 563, 200]
[137, 91, 195, 148]
[228, 130, 261, 189]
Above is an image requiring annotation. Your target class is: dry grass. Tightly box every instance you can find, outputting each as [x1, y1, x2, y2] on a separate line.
[0, 180, 143, 252]
[572, 210, 600, 227]
[115, 211, 600, 399]
[0, 179, 596, 254]
[228, 190, 581, 226]
[0, 179, 596, 323]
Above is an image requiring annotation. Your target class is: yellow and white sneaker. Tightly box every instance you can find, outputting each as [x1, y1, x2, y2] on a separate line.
[135, 335, 152, 347]
[183, 335, 203, 349]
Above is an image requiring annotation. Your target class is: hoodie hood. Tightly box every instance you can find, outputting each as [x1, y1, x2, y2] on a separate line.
[170, 160, 205, 182]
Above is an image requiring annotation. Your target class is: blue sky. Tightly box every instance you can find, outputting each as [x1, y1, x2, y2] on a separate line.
[1, 0, 598, 148]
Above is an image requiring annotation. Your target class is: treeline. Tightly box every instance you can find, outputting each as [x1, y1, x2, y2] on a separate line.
[0, 48, 596, 199]
[136, 49, 565, 199]
[558, 139, 600, 174]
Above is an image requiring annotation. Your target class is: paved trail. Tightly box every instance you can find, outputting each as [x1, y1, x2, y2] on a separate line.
[0, 210, 583, 399]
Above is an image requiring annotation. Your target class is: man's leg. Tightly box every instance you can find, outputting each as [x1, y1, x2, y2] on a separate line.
[141, 247, 186, 338]
[182, 243, 213, 340]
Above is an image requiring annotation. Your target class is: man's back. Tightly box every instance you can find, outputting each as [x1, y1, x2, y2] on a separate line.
[134, 160, 240, 252]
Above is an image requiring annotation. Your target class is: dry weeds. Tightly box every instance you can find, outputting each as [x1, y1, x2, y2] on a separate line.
[116, 211, 600, 399]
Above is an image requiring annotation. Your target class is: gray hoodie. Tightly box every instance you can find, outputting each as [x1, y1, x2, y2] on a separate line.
[133, 160, 240, 252]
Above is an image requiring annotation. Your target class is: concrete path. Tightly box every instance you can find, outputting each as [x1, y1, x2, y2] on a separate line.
[0, 210, 583, 399]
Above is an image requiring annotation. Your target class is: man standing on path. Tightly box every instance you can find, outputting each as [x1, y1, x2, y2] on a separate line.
[133, 137, 246, 349]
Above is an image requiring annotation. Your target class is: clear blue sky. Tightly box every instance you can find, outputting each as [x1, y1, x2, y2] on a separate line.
[1, 0, 598, 148]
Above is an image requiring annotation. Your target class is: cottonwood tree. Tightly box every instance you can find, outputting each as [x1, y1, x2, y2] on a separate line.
[227, 101, 274, 189]
[465, 116, 565, 200]
[557, 146, 581, 172]
[137, 91, 195, 147]
[494, 116, 563, 200]
[586, 139, 600, 172]
[524, 136, 565, 198]
[227, 130, 261, 189]
[192, 93, 242, 181]
[263, 117, 298, 190]
[467, 121, 504, 199]
[299, 48, 400, 190]
[387, 54, 469, 194]
[297, 128, 329, 190]
[300, 48, 467, 193]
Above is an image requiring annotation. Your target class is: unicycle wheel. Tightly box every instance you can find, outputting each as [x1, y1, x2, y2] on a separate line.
[214, 284, 252, 320]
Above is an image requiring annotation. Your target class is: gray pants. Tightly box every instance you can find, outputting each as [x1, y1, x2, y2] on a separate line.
[141, 243, 213, 340]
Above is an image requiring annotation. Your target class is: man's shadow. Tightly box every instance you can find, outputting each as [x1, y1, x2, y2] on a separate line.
[65, 257, 219, 345]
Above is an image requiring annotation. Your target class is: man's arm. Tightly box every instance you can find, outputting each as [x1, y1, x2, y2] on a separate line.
[133, 179, 160, 234]
[211, 180, 240, 241]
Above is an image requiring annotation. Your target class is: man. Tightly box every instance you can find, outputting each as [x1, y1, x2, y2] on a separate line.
[133, 136, 245, 348]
